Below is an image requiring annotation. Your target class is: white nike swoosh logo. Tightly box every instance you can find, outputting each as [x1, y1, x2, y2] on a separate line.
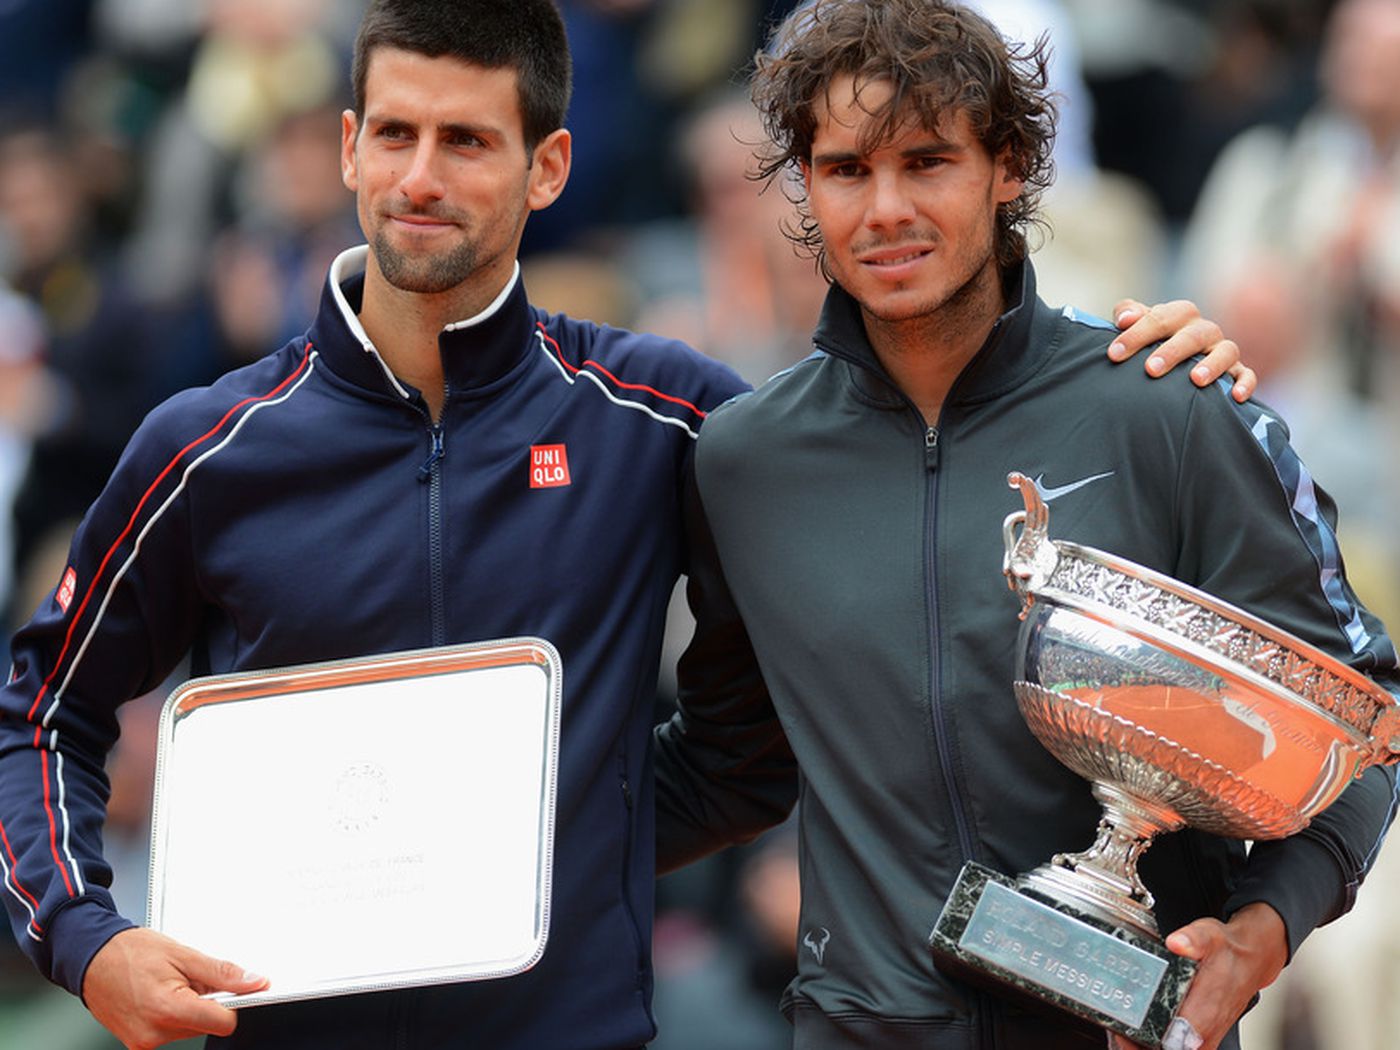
[1032, 471, 1115, 502]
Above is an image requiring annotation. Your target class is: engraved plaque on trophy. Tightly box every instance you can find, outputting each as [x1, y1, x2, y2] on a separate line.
[929, 473, 1400, 1047]
[147, 638, 562, 1007]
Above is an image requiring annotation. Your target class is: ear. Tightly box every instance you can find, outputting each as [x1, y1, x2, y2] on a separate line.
[340, 110, 360, 193]
[801, 159, 813, 196]
[526, 128, 572, 212]
[992, 151, 1024, 205]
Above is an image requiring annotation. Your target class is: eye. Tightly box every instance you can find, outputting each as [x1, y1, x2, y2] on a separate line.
[911, 154, 947, 171]
[376, 123, 411, 142]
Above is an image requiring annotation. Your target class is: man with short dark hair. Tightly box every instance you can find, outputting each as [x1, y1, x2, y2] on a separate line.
[0, 4, 739, 1048]
[655, 3, 1399, 1049]
[0, 1, 1251, 1048]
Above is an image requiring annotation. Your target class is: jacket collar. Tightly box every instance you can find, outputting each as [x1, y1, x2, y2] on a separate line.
[307, 245, 537, 402]
[811, 260, 1050, 411]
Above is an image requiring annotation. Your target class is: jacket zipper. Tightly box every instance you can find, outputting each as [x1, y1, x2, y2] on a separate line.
[923, 423, 973, 860]
[618, 756, 646, 982]
[923, 423, 997, 1046]
[417, 417, 448, 646]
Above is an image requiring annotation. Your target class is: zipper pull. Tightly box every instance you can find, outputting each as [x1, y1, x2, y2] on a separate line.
[925, 426, 940, 470]
[417, 424, 445, 483]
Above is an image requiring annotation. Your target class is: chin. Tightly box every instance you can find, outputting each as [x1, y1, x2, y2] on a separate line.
[858, 290, 943, 323]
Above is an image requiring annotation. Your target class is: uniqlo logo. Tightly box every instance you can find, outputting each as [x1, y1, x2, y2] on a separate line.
[56, 567, 77, 613]
[530, 445, 572, 489]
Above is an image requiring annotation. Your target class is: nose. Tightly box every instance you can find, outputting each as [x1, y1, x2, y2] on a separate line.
[398, 140, 445, 206]
[865, 169, 915, 231]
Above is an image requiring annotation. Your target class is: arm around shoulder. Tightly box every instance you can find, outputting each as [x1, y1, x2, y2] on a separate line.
[653, 450, 797, 873]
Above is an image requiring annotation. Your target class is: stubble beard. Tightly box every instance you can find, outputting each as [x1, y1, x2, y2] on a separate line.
[852, 213, 1002, 332]
[372, 229, 481, 295]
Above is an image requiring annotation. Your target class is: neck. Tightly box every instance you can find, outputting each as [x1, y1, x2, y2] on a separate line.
[862, 259, 1008, 425]
[355, 254, 516, 420]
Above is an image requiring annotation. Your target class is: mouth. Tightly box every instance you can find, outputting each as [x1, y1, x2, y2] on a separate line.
[856, 244, 935, 276]
[863, 249, 931, 266]
[387, 213, 459, 233]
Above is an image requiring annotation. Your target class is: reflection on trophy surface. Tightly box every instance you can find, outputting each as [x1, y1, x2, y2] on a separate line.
[929, 471, 1400, 1048]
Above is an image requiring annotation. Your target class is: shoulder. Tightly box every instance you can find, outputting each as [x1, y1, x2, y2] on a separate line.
[132, 340, 320, 460]
[698, 351, 830, 455]
[533, 308, 751, 420]
[1039, 301, 1207, 419]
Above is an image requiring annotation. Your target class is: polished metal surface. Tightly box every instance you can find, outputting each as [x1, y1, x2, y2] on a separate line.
[1001, 472, 1400, 936]
[147, 638, 562, 1007]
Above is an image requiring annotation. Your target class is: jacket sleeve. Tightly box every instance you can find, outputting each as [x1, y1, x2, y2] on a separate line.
[0, 406, 205, 994]
[1172, 385, 1400, 959]
[653, 446, 798, 874]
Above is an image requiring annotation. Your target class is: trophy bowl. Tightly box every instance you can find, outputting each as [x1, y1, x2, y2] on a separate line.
[930, 471, 1400, 1046]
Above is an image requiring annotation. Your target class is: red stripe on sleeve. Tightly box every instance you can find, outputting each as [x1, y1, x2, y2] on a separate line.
[536, 325, 708, 421]
[0, 817, 45, 926]
[21, 344, 314, 902]
[25, 345, 315, 724]
[40, 751, 74, 896]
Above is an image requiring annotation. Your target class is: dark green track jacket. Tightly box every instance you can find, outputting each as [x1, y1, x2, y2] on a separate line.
[655, 262, 1400, 1050]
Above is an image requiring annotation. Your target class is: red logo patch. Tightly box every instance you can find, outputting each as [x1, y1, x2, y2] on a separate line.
[530, 445, 572, 489]
[56, 567, 77, 613]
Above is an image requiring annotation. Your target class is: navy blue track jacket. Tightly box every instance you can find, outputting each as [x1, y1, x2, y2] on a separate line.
[0, 246, 748, 1049]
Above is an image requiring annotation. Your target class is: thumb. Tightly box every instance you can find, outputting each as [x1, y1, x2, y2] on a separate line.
[179, 950, 268, 997]
[1164, 918, 1223, 961]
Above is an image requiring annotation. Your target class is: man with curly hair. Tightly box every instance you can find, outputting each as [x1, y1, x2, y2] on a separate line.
[655, 2, 1399, 1049]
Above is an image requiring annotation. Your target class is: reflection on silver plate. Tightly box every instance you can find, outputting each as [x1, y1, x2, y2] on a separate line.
[147, 638, 562, 1008]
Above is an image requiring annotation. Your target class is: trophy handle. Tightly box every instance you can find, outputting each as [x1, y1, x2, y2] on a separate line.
[1003, 472, 1059, 620]
[1369, 704, 1400, 766]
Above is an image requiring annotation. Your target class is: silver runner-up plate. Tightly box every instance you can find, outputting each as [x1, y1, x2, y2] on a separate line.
[146, 638, 562, 1008]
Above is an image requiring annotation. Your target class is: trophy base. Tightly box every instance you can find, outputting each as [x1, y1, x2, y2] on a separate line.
[929, 862, 1195, 1048]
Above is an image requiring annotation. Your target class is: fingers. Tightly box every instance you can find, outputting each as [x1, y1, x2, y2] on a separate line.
[1161, 1016, 1205, 1050]
[160, 989, 242, 1040]
[83, 928, 266, 1049]
[1225, 361, 1257, 402]
[1107, 299, 1256, 401]
[1111, 299, 1147, 332]
[1108, 299, 1203, 366]
[1162, 908, 1285, 1050]
[1142, 317, 1226, 380]
[1164, 917, 1224, 961]
[180, 949, 267, 998]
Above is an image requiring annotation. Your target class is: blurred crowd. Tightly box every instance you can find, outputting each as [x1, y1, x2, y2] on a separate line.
[2, 0, 1399, 1048]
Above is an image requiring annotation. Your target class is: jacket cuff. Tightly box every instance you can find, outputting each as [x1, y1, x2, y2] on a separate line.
[1222, 833, 1349, 960]
[46, 899, 136, 998]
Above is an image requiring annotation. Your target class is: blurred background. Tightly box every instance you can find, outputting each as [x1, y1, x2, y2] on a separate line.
[2, 0, 1399, 1047]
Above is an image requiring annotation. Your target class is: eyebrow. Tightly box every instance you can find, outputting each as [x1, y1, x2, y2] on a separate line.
[811, 140, 964, 167]
[368, 114, 503, 140]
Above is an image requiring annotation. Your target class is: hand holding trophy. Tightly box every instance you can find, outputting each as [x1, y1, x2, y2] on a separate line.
[930, 472, 1400, 1047]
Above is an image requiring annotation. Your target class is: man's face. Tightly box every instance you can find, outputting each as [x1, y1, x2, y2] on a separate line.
[803, 75, 1022, 325]
[341, 48, 565, 297]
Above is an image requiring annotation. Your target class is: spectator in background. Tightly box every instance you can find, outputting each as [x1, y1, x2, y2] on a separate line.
[158, 99, 362, 399]
[972, 0, 1173, 318]
[121, 0, 346, 303]
[0, 0, 96, 119]
[1065, 0, 1326, 228]
[0, 286, 49, 624]
[1178, 0, 1400, 630]
[651, 826, 800, 1050]
[624, 89, 828, 386]
[0, 125, 161, 621]
[1183, 6, 1400, 1045]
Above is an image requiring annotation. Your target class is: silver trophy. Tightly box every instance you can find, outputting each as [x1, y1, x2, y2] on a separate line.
[930, 472, 1400, 1047]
